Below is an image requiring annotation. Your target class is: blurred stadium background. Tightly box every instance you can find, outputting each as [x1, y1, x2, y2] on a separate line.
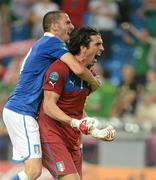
[1, 0, 156, 179]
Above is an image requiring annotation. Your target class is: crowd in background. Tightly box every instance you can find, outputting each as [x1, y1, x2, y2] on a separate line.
[1, 0, 156, 166]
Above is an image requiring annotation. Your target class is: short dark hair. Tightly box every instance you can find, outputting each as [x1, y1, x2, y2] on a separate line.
[42, 10, 65, 32]
[68, 27, 100, 55]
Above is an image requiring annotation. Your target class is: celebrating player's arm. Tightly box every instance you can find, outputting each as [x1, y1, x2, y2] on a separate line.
[60, 53, 101, 92]
[43, 90, 93, 135]
[43, 90, 115, 141]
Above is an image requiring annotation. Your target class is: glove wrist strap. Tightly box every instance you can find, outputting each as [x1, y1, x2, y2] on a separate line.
[70, 118, 79, 128]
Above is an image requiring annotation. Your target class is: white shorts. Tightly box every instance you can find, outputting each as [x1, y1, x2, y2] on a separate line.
[3, 108, 42, 162]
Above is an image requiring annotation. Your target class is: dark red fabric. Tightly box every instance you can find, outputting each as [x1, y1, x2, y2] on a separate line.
[61, 0, 88, 27]
[42, 142, 82, 179]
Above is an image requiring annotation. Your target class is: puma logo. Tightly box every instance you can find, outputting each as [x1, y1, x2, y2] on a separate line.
[69, 80, 75, 86]
[49, 81, 56, 88]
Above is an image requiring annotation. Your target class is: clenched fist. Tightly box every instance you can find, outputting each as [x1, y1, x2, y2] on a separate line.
[90, 125, 115, 141]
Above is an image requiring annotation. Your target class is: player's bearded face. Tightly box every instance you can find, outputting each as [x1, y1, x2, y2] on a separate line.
[58, 14, 74, 42]
[84, 35, 104, 67]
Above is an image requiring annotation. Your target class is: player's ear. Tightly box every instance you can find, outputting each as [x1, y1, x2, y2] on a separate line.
[51, 22, 58, 32]
[80, 46, 87, 54]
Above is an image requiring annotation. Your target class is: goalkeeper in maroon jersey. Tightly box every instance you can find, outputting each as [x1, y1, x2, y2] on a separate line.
[38, 27, 115, 180]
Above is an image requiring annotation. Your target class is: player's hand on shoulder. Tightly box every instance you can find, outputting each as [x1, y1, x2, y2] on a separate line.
[70, 117, 96, 135]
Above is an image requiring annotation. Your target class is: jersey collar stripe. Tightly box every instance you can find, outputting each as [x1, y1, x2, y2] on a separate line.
[44, 32, 55, 37]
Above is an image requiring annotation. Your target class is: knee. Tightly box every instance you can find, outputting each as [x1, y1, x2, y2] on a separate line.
[33, 166, 42, 179]
[26, 166, 42, 179]
[25, 160, 42, 179]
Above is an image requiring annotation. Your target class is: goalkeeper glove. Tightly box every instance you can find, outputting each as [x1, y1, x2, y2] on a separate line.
[70, 117, 95, 134]
[90, 125, 115, 141]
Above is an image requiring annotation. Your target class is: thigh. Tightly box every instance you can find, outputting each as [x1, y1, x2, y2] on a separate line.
[60, 173, 80, 180]
[70, 147, 83, 179]
[42, 142, 80, 179]
[3, 108, 42, 161]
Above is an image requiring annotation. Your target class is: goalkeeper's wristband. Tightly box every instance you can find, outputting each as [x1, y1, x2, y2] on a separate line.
[70, 118, 90, 134]
[70, 118, 79, 128]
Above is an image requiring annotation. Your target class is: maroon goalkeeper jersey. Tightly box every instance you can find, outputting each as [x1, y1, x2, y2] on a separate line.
[38, 60, 91, 150]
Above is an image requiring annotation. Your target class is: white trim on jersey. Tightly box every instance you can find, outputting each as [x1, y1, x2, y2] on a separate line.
[44, 32, 55, 37]
[20, 48, 32, 73]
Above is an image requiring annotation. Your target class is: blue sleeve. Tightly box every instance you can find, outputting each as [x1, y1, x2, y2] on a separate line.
[47, 37, 69, 59]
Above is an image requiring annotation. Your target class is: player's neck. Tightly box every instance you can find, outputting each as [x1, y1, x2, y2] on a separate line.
[74, 54, 85, 64]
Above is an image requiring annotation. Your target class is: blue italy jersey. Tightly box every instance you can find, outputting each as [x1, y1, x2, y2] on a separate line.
[5, 33, 69, 118]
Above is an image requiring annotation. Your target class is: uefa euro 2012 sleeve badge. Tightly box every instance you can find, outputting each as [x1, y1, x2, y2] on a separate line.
[49, 71, 60, 88]
[49, 72, 60, 82]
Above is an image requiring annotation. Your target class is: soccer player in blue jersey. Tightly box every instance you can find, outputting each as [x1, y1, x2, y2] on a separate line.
[38, 27, 115, 180]
[2, 11, 101, 180]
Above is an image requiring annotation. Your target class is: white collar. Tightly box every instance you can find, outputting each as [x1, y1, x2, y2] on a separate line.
[44, 32, 55, 37]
